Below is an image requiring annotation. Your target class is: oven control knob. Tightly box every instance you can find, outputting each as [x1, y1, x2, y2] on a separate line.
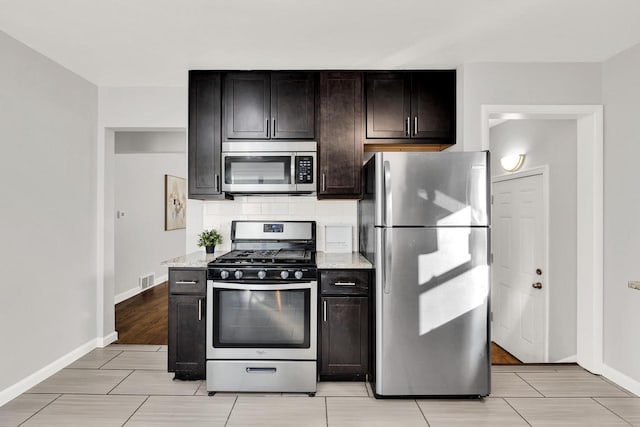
[220, 270, 229, 279]
[294, 270, 303, 280]
[280, 270, 289, 279]
[234, 270, 243, 280]
[258, 270, 267, 280]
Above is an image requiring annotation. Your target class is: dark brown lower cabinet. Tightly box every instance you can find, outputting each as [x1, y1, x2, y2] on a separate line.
[320, 296, 368, 378]
[168, 268, 206, 380]
[318, 269, 370, 380]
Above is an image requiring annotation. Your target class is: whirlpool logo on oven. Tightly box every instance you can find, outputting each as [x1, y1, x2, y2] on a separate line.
[256, 350, 267, 355]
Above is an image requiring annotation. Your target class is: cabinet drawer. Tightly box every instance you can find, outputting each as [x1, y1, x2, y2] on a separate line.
[169, 269, 206, 295]
[320, 270, 369, 295]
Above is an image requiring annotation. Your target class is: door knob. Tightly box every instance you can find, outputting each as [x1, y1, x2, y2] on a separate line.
[536, 268, 542, 275]
[532, 282, 543, 289]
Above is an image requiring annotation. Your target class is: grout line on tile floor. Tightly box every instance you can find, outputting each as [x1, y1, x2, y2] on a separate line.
[514, 372, 546, 397]
[415, 398, 431, 426]
[502, 397, 533, 427]
[591, 397, 634, 426]
[324, 396, 328, 427]
[223, 395, 238, 427]
[122, 395, 150, 427]
[96, 350, 123, 369]
[17, 393, 63, 427]
[106, 370, 135, 395]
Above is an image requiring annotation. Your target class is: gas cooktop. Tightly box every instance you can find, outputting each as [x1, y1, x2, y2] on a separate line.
[207, 220, 317, 282]
[212, 249, 313, 265]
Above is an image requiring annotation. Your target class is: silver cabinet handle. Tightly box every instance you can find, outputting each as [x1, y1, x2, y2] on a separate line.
[265, 118, 269, 138]
[414, 116, 418, 135]
[176, 280, 198, 285]
[198, 299, 202, 321]
[334, 282, 356, 287]
[323, 300, 327, 322]
[322, 173, 326, 192]
[406, 117, 410, 136]
[273, 118, 276, 137]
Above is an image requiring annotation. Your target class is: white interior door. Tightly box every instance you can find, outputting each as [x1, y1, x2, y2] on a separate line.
[492, 173, 546, 363]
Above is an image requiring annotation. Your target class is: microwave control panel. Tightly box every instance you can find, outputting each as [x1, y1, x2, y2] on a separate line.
[295, 156, 314, 184]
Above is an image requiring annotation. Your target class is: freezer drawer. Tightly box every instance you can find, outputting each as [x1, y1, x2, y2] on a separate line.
[375, 226, 490, 397]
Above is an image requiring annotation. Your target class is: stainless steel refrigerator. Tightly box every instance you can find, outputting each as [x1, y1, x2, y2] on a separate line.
[359, 151, 490, 397]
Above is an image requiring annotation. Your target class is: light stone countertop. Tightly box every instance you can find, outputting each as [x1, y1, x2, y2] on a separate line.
[316, 251, 373, 269]
[161, 251, 224, 268]
[162, 250, 373, 270]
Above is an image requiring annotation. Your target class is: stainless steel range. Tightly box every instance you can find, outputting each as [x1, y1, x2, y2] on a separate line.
[206, 220, 317, 395]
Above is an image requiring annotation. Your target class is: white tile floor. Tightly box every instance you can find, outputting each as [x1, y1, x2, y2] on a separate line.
[1, 344, 639, 426]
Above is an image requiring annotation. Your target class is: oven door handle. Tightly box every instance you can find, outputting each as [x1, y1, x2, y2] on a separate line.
[211, 281, 315, 291]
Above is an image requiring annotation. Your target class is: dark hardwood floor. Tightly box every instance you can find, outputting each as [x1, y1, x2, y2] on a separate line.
[115, 282, 168, 345]
[491, 342, 522, 365]
[114, 282, 524, 365]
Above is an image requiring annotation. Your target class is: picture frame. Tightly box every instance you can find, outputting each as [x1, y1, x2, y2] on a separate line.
[165, 174, 186, 231]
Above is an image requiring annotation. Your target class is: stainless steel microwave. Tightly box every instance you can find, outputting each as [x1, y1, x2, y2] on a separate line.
[221, 141, 316, 195]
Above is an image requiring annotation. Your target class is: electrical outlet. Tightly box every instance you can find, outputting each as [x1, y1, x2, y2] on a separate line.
[628, 281, 640, 290]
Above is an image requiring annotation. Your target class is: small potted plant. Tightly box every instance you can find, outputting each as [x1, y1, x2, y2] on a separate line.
[198, 229, 222, 254]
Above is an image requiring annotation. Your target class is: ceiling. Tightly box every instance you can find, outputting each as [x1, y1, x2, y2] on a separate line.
[1, 0, 640, 86]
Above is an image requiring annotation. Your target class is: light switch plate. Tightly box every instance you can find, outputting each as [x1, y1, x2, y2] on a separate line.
[628, 281, 640, 290]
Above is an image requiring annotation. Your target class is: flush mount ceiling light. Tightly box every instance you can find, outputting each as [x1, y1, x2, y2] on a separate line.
[500, 154, 525, 172]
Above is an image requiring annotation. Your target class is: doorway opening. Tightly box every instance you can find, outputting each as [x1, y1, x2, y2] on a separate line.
[481, 105, 603, 374]
[112, 130, 187, 344]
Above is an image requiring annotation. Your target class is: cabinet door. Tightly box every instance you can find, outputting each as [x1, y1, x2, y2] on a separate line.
[366, 73, 411, 139]
[271, 72, 315, 139]
[319, 72, 362, 198]
[168, 294, 206, 379]
[224, 72, 270, 139]
[188, 71, 222, 197]
[320, 296, 368, 376]
[411, 71, 456, 140]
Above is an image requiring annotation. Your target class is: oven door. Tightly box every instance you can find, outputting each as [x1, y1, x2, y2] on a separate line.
[206, 280, 317, 360]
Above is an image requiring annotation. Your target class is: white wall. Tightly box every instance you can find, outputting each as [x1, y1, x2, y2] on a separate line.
[202, 198, 357, 253]
[0, 31, 97, 396]
[97, 86, 189, 338]
[490, 120, 577, 362]
[602, 43, 640, 385]
[461, 63, 602, 151]
[114, 132, 186, 301]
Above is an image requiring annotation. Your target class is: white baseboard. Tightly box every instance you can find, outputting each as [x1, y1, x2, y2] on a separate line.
[114, 274, 168, 304]
[97, 331, 118, 348]
[553, 354, 577, 363]
[155, 274, 168, 286]
[601, 363, 640, 397]
[114, 287, 140, 304]
[0, 338, 97, 407]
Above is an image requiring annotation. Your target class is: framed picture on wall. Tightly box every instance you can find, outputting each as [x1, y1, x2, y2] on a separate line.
[165, 174, 186, 231]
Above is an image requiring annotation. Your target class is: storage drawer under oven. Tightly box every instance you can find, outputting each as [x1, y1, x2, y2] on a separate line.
[207, 360, 316, 393]
[169, 269, 206, 295]
[319, 270, 370, 296]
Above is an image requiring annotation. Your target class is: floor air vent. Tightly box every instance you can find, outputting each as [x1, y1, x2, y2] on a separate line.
[139, 273, 154, 289]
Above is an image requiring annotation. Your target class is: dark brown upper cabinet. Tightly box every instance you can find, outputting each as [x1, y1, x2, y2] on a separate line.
[188, 71, 223, 199]
[224, 72, 315, 140]
[365, 71, 455, 144]
[318, 72, 363, 199]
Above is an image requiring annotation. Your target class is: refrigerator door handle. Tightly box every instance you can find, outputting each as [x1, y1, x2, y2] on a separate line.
[383, 160, 392, 227]
[383, 229, 393, 294]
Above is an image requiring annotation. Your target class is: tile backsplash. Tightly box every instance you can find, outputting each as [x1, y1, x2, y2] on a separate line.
[201, 196, 358, 252]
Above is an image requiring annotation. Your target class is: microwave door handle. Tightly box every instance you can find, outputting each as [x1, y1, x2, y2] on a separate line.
[291, 155, 296, 190]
